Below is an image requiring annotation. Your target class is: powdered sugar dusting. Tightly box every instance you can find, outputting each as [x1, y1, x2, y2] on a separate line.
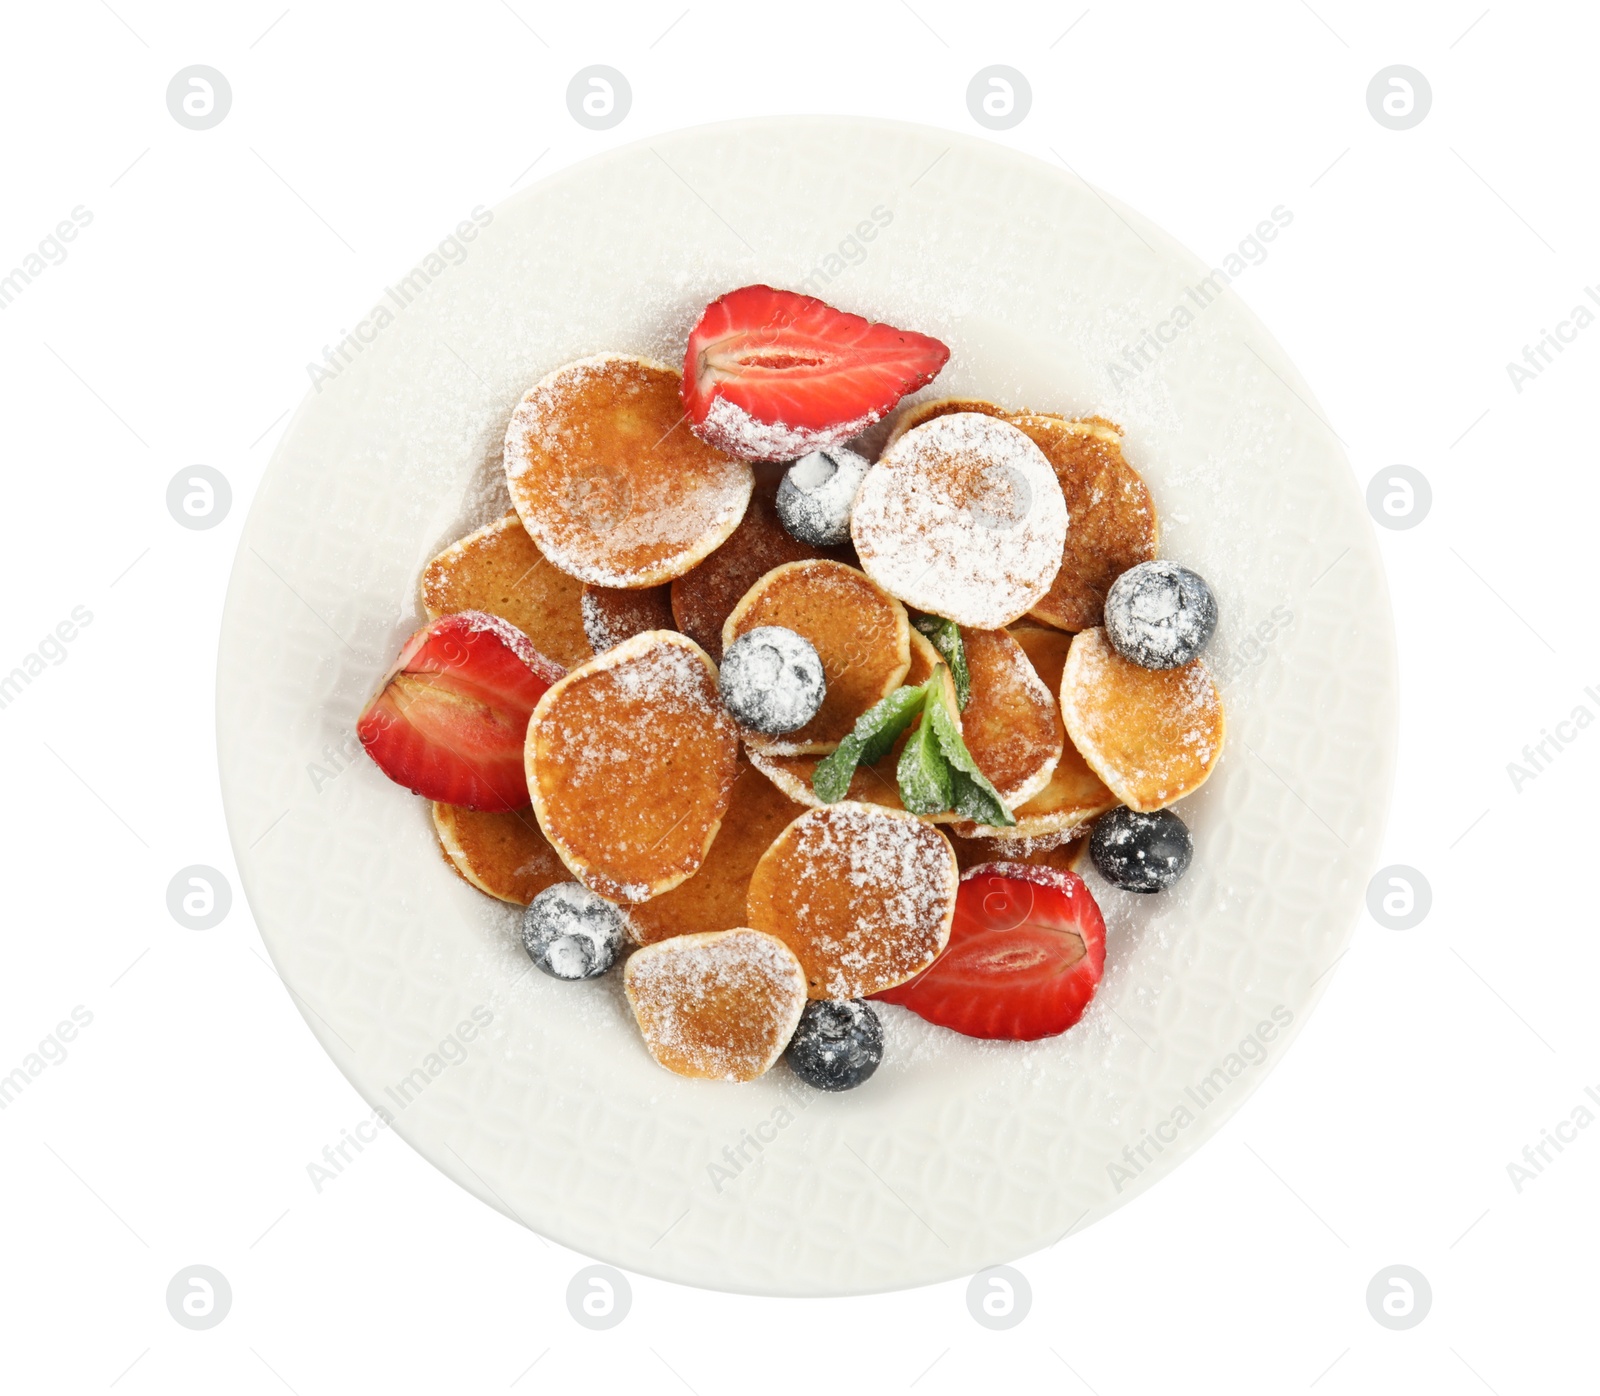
[1061, 628, 1224, 812]
[504, 354, 753, 587]
[697, 393, 879, 463]
[624, 929, 807, 1081]
[748, 803, 957, 999]
[528, 632, 738, 902]
[852, 413, 1067, 628]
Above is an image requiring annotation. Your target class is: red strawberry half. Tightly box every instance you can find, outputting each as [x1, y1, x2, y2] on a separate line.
[874, 863, 1107, 1040]
[357, 611, 563, 811]
[682, 284, 949, 461]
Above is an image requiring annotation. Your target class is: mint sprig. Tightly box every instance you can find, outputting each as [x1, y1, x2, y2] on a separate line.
[810, 665, 1014, 826]
[912, 615, 971, 708]
[897, 682, 954, 815]
[812, 683, 927, 803]
[926, 691, 1014, 826]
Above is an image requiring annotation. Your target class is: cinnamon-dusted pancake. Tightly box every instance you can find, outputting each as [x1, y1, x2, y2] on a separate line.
[1060, 626, 1224, 812]
[956, 626, 1062, 809]
[852, 413, 1068, 629]
[628, 757, 810, 945]
[581, 583, 675, 654]
[526, 631, 740, 902]
[746, 803, 957, 999]
[745, 628, 952, 815]
[722, 559, 910, 754]
[624, 929, 808, 1082]
[946, 823, 1088, 875]
[951, 626, 1118, 838]
[504, 354, 753, 587]
[1012, 414, 1158, 632]
[419, 513, 589, 671]
[884, 396, 1006, 448]
[432, 803, 568, 905]
[670, 482, 833, 661]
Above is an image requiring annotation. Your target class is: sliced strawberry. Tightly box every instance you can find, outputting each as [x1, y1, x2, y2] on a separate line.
[683, 284, 949, 461]
[874, 863, 1106, 1040]
[357, 611, 563, 811]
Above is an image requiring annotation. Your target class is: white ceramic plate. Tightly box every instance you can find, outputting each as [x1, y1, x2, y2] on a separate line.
[217, 116, 1396, 1296]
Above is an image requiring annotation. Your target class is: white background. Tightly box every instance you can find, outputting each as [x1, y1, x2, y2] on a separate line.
[2, 1, 1596, 1391]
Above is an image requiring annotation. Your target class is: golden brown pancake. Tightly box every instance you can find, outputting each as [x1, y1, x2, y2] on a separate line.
[504, 354, 753, 587]
[432, 802, 570, 905]
[419, 512, 589, 671]
[624, 929, 808, 1082]
[1060, 626, 1224, 812]
[746, 803, 957, 999]
[581, 583, 675, 654]
[1013, 414, 1158, 632]
[956, 625, 1062, 809]
[669, 482, 835, 661]
[627, 757, 810, 945]
[950, 626, 1118, 838]
[526, 631, 740, 902]
[722, 559, 910, 754]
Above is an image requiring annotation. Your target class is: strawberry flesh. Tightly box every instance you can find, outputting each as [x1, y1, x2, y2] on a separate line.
[357, 611, 563, 811]
[874, 862, 1106, 1040]
[683, 284, 949, 461]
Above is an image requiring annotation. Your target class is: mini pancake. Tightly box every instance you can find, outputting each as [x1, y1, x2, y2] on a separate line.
[581, 583, 675, 654]
[746, 803, 957, 999]
[627, 756, 810, 945]
[883, 396, 1006, 448]
[670, 482, 832, 661]
[504, 354, 754, 587]
[950, 626, 1118, 838]
[1060, 626, 1224, 812]
[432, 803, 569, 905]
[1012, 414, 1159, 632]
[624, 929, 807, 1082]
[722, 559, 910, 754]
[526, 631, 740, 902]
[852, 413, 1068, 629]
[419, 512, 590, 671]
[745, 629, 954, 815]
[946, 824, 1088, 875]
[955, 625, 1062, 809]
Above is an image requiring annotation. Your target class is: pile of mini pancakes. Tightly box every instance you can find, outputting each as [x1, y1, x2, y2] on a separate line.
[413, 355, 1224, 1084]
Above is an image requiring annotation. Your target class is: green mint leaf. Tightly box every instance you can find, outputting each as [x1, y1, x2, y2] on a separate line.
[913, 615, 971, 708]
[948, 767, 1015, 827]
[896, 686, 954, 815]
[811, 682, 928, 803]
[857, 684, 929, 767]
[926, 686, 1016, 826]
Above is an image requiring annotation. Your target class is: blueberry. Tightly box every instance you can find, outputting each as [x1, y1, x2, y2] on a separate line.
[1089, 807, 1193, 894]
[775, 447, 869, 547]
[1103, 560, 1218, 669]
[719, 625, 826, 735]
[521, 883, 629, 980]
[784, 999, 883, 1091]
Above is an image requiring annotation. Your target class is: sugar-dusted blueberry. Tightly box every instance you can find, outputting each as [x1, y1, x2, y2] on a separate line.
[784, 998, 884, 1091]
[1089, 807, 1193, 894]
[1103, 560, 1218, 669]
[521, 882, 629, 980]
[719, 625, 826, 735]
[775, 447, 869, 547]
